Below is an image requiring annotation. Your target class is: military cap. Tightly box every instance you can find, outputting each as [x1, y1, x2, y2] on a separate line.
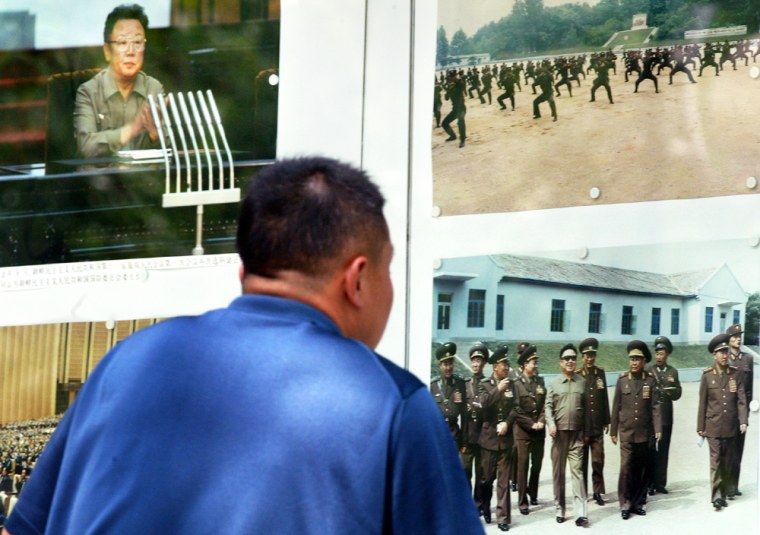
[516, 341, 531, 354]
[435, 342, 457, 362]
[627, 340, 651, 362]
[726, 323, 743, 336]
[469, 341, 489, 361]
[708, 333, 731, 353]
[579, 337, 598, 354]
[654, 336, 673, 354]
[518, 344, 538, 366]
[489, 344, 510, 365]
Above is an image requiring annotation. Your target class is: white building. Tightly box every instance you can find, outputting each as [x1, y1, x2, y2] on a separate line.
[433, 254, 747, 345]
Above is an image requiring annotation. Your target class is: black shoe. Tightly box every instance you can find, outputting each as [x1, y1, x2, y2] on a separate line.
[648, 487, 656, 496]
[656, 487, 669, 495]
[444, 135, 456, 142]
[734, 490, 742, 496]
[593, 493, 605, 506]
[520, 508, 529, 515]
[498, 523, 510, 532]
[713, 500, 723, 510]
[552, 116, 557, 122]
[632, 507, 646, 516]
[483, 507, 492, 524]
[621, 510, 630, 520]
[557, 516, 565, 523]
[719, 499, 728, 507]
[533, 115, 541, 119]
[530, 498, 538, 506]
[575, 516, 589, 527]
[510, 481, 517, 492]
[458, 140, 465, 148]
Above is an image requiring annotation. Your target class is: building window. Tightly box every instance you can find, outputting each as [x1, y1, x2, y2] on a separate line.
[622, 305, 634, 335]
[496, 294, 505, 331]
[437, 293, 452, 330]
[671, 308, 680, 335]
[733, 310, 741, 325]
[705, 306, 713, 333]
[719, 312, 727, 333]
[467, 289, 486, 328]
[550, 299, 566, 332]
[588, 302, 602, 333]
[651, 307, 661, 336]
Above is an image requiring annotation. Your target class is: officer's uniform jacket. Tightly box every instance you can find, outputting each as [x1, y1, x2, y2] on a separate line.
[430, 375, 467, 447]
[729, 350, 754, 402]
[464, 373, 485, 445]
[697, 365, 748, 438]
[580, 365, 610, 436]
[545, 372, 590, 433]
[478, 375, 516, 451]
[510, 375, 546, 440]
[610, 371, 662, 443]
[646, 363, 682, 426]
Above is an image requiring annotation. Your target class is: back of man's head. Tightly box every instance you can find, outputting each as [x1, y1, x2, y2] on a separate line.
[237, 156, 388, 281]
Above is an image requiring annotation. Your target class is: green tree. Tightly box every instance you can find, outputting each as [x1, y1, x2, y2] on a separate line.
[436, 26, 449, 64]
[745, 292, 760, 346]
[449, 28, 471, 56]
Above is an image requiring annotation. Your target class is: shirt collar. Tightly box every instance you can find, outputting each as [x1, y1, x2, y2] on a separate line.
[103, 69, 148, 100]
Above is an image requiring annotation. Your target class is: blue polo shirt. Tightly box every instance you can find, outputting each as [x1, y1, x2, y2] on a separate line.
[7, 295, 483, 534]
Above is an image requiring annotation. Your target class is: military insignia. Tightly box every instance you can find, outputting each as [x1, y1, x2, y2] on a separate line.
[536, 386, 545, 395]
[668, 376, 675, 382]
[643, 385, 650, 399]
[729, 379, 737, 393]
[596, 377, 604, 390]
[505, 390, 513, 398]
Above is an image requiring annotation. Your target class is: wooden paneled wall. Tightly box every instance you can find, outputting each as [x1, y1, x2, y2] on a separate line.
[0, 319, 161, 425]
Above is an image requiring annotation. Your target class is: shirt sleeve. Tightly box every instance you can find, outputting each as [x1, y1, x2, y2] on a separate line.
[387, 386, 485, 535]
[74, 81, 122, 158]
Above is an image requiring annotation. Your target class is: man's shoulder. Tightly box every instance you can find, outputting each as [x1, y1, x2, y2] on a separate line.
[375, 354, 426, 401]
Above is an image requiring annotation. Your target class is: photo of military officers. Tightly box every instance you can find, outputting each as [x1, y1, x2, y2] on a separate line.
[726, 323, 754, 498]
[646, 336, 682, 496]
[609, 341, 662, 520]
[477, 344, 515, 531]
[511, 345, 546, 515]
[578, 337, 610, 507]
[544, 344, 589, 526]
[698, 333, 749, 510]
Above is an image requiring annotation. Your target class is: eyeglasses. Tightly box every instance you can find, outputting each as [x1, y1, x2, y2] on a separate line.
[561, 356, 577, 361]
[109, 38, 146, 52]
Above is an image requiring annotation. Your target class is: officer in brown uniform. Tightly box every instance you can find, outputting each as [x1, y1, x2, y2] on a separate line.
[462, 342, 489, 516]
[430, 342, 467, 451]
[726, 323, 753, 498]
[478, 344, 515, 531]
[610, 340, 662, 520]
[646, 335, 682, 495]
[508, 341, 530, 492]
[579, 337, 610, 506]
[545, 343, 590, 526]
[511, 344, 546, 515]
[698, 333, 749, 510]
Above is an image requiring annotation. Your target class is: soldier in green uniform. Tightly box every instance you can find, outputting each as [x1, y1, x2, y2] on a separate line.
[511, 344, 546, 515]
[442, 71, 467, 148]
[725, 323, 753, 498]
[697, 333, 748, 510]
[589, 56, 614, 104]
[545, 344, 590, 526]
[462, 342, 489, 517]
[430, 342, 467, 452]
[579, 337, 610, 506]
[532, 67, 557, 121]
[699, 43, 720, 77]
[646, 336, 682, 495]
[477, 344, 515, 531]
[610, 341, 662, 520]
[497, 68, 517, 111]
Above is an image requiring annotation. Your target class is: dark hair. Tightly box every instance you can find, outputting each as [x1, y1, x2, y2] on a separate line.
[103, 4, 149, 43]
[237, 157, 388, 278]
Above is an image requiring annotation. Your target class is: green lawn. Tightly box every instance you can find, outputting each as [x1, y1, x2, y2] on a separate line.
[605, 28, 655, 48]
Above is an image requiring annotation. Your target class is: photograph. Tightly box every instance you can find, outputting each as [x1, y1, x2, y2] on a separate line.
[0, 1, 279, 266]
[433, 0, 760, 215]
[430, 241, 759, 532]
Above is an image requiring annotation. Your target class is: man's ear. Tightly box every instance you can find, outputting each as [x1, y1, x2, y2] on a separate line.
[238, 263, 245, 284]
[103, 43, 111, 62]
[343, 255, 368, 309]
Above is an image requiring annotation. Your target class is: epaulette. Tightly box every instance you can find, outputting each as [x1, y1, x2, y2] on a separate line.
[597, 366, 605, 372]
[620, 372, 628, 378]
[480, 377, 492, 384]
[703, 367, 712, 374]
[465, 377, 472, 383]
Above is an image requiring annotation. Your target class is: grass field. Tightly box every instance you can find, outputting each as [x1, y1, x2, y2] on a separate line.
[605, 28, 654, 48]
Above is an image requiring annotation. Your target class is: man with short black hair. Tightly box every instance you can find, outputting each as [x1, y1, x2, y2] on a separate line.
[579, 337, 610, 506]
[431, 342, 467, 449]
[698, 333, 748, 510]
[545, 344, 589, 526]
[4, 157, 484, 534]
